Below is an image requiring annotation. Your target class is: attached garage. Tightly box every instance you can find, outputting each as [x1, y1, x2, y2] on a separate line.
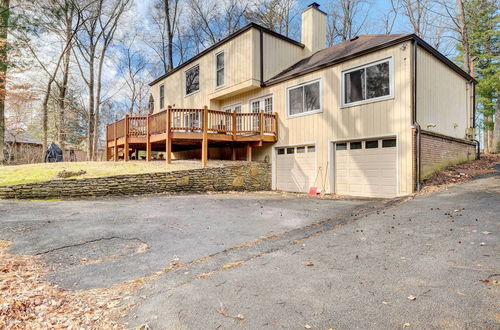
[334, 138, 398, 198]
[275, 145, 316, 192]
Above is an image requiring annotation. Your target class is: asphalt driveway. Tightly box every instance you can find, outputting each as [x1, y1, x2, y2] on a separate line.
[1, 172, 498, 329]
[0, 192, 379, 289]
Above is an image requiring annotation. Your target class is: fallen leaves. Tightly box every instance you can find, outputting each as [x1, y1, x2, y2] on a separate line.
[0, 240, 141, 329]
[403, 322, 411, 328]
[216, 303, 244, 321]
[304, 261, 314, 267]
[220, 261, 245, 270]
[407, 295, 417, 301]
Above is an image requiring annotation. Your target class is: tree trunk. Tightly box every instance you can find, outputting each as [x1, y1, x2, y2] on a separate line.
[41, 79, 54, 160]
[492, 99, 500, 153]
[457, 0, 471, 74]
[165, 0, 173, 71]
[87, 55, 95, 161]
[57, 5, 73, 151]
[0, 0, 10, 163]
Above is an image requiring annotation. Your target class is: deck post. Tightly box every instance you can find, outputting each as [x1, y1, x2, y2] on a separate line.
[113, 119, 118, 162]
[274, 111, 279, 141]
[232, 147, 237, 161]
[146, 114, 151, 161]
[201, 105, 209, 167]
[232, 109, 237, 140]
[124, 114, 130, 161]
[246, 143, 252, 162]
[105, 125, 110, 161]
[166, 106, 172, 164]
[259, 110, 264, 139]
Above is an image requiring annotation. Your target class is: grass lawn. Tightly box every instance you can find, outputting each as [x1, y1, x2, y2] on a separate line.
[0, 160, 217, 186]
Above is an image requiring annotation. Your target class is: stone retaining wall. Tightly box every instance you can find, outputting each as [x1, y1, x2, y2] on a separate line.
[0, 163, 271, 199]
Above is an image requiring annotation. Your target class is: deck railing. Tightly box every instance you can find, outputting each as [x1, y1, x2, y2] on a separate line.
[106, 107, 278, 142]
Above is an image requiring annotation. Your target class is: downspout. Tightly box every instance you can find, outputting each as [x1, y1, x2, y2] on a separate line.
[259, 28, 264, 87]
[412, 38, 422, 192]
[472, 82, 480, 159]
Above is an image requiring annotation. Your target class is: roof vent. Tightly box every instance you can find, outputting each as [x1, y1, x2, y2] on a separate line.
[350, 36, 359, 42]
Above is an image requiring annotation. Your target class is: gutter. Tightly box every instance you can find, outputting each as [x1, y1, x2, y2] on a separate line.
[412, 39, 422, 192]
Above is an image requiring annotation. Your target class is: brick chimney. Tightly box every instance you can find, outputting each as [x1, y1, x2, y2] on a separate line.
[301, 2, 327, 56]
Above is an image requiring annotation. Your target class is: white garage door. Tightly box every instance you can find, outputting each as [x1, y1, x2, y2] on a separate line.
[335, 138, 397, 198]
[276, 145, 316, 192]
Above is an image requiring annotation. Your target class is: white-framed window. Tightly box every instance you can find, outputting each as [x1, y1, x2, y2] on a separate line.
[249, 95, 273, 114]
[215, 51, 224, 87]
[286, 79, 322, 118]
[185, 65, 200, 96]
[159, 84, 165, 110]
[341, 57, 394, 107]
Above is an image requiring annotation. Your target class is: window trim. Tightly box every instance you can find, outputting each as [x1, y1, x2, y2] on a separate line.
[185, 64, 200, 97]
[159, 84, 165, 110]
[215, 51, 224, 89]
[286, 78, 323, 119]
[340, 57, 394, 108]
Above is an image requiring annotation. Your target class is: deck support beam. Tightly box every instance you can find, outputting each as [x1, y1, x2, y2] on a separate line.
[201, 106, 209, 167]
[231, 148, 237, 161]
[146, 114, 151, 161]
[166, 106, 172, 164]
[246, 144, 252, 162]
[113, 119, 118, 162]
[124, 114, 129, 161]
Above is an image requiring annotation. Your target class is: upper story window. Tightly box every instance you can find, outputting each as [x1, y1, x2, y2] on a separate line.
[287, 79, 321, 118]
[185, 65, 200, 96]
[216, 52, 224, 87]
[159, 84, 165, 110]
[342, 57, 393, 107]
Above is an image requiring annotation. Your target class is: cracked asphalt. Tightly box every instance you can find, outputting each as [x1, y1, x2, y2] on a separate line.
[0, 192, 377, 289]
[0, 170, 498, 329]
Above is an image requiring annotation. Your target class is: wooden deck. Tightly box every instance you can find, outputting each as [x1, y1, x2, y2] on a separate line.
[106, 107, 278, 166]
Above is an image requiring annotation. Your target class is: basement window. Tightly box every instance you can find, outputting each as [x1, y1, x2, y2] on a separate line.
[342, 57, 393, 107]
[185, 65, 200, 95]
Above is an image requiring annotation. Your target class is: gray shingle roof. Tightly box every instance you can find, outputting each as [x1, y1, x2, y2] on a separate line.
[4, 129, 42, 145]
[265, 34, 412, 85]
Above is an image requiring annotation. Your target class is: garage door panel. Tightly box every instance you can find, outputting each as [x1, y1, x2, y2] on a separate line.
[276, 145, 316, 193]
[335, 139, 397, 198]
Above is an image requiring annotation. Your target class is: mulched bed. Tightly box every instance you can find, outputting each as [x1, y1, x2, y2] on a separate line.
[421, 153, 500, 194]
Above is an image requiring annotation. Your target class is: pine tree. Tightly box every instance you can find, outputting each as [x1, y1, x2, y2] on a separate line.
[465, 0, 499, 152]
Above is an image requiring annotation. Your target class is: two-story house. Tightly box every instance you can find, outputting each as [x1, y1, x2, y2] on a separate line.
[106, 2, 477, 198]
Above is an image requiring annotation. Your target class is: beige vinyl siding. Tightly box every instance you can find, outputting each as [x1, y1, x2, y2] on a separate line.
[150, 29, 258, 112]
[220, 43, 414, 196]
[417, 46, 473, 139]
[262, 33, 304, 81]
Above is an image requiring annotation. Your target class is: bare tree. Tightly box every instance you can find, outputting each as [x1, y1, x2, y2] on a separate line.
[326, 0, 369, 45]
[382, 0, 401, 34]
[18, 0, 83, 158]
[0, 0, 10, 163]
[117, 35, 148, 114]
[245, 0, 295, 37]
[73, 0, 130, 160]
